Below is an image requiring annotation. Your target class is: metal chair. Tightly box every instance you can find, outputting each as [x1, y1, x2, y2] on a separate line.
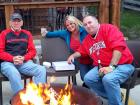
[120, 40, 140, 105]
[0, 72, 32, 105]
[41, 37, 79, 85]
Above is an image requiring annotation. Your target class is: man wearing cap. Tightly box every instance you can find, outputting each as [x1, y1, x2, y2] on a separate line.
[0, 13, 47, 95]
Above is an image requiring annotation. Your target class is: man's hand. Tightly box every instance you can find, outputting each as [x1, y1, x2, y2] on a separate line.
[13, 56, 24, 65]
[99, 66, 113, 75]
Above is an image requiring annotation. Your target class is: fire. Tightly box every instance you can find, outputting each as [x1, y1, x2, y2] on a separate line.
[19, 81, 74, 105]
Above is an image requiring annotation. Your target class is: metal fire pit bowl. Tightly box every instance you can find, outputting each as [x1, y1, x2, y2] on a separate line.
[11, 84, 102, 105]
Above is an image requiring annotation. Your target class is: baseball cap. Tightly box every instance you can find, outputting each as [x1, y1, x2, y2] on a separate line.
[10, 13, 22, 21]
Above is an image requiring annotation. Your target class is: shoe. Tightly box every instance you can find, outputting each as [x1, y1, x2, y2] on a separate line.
[121, 92, 124, 102]
[98, 96, 104, 105]
[9, 99, 11, 104]
[82, 82, 89, 88]
[102, 101, 103, 105]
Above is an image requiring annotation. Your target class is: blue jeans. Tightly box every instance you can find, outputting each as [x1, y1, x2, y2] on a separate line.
[79, 63, 93, 81]
[84, 64, 134, 105]
[0, 60, 47, 95]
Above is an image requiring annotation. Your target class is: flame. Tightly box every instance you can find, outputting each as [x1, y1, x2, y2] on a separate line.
[19, 81, 74, 105]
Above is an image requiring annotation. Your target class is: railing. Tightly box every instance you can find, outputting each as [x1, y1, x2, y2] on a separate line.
[0, 0, 121, 39]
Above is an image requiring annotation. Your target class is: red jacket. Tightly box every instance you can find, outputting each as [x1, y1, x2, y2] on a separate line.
[0, 29, 36, 62]
[78, 24, 133, 66]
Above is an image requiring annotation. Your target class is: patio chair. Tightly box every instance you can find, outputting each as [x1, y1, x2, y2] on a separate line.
[41, 37, 79, 85]
[120, 40, 140, 105]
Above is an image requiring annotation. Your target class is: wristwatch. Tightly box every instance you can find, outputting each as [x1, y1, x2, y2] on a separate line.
[109, 65, 117, 70]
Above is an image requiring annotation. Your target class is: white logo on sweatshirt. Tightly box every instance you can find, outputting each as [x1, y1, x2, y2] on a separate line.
[89, 41, 106, 55]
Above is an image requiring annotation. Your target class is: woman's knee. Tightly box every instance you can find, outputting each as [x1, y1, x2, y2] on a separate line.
[84, 74, 89, 83]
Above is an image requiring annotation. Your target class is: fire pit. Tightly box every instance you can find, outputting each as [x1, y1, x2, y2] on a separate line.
[11, 83, 102, 105]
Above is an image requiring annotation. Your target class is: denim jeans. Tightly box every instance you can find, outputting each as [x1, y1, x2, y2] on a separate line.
[0, 60, 47, 95]
[79, 63, 93, 81]
[84, 64, 134, 105]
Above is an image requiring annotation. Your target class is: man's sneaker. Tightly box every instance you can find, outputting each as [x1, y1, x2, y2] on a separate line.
[121, 92, 124, 102]
[82, 82, 89, 88]
[9, 99, 11, 104]
[101, 100, 103, 105]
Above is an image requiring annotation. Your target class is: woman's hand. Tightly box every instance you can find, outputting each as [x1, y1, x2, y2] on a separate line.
[41, 28, 48, 37]
[67, 52, 81, 64]
[67, 55, 74, 64]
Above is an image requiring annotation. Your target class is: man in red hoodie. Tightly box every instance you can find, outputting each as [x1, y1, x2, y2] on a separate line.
[0, 13, 46, 95]
[67, 15, 134, 105]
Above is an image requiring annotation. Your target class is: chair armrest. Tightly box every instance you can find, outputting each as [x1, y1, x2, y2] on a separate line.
[121, 68, 138, 88]
[135, 68, 140, 85]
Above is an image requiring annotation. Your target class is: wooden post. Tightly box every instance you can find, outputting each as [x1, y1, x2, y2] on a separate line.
[99, 0, 109, 23]
[5, 5, 14, 28]
[109, 0, 121, 28]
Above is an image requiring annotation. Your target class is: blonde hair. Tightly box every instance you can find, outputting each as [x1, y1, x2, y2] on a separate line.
[64, 15, 83, 28]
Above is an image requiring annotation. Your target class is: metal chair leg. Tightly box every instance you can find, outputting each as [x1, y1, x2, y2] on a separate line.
[24, 79, 27, 88]
[72, 75, 77, 85]
[24, 77, 32, 88]
[68, 76, 71, 84]
[125, 88, 130, 105]
[0, 81, 3, 105]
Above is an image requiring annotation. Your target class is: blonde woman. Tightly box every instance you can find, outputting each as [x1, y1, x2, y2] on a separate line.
[42, 15, 93, 87]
